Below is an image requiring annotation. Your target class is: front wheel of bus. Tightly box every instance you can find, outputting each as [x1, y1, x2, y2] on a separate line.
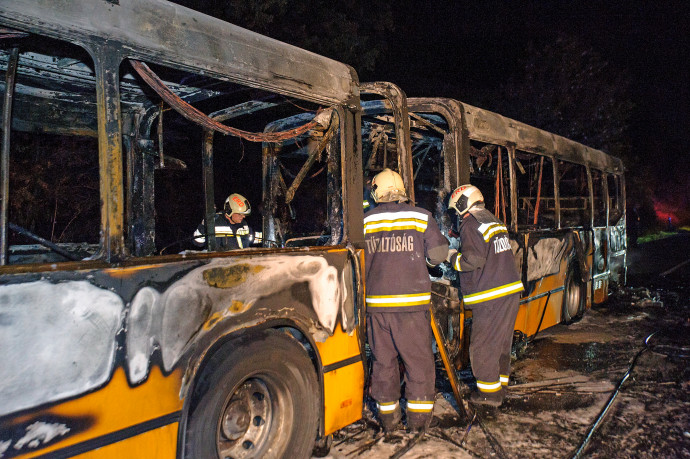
[185, 330, 319, 459]
[562, 260, 586, 324]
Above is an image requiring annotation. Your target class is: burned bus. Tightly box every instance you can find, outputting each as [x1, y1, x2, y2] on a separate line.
[359, 97, 626, 371]
[0, 0, 398, 457]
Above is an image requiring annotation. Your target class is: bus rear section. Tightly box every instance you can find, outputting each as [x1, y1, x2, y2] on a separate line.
[365, 97, 626, 371]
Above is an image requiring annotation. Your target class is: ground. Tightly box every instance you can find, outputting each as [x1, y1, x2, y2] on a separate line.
[318, 232, 690, 458]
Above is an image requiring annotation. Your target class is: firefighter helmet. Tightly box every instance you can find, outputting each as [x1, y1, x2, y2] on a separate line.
[449, 185, 484, 216]
[224, 193, 251, 217]
[371, 168, 408, 203]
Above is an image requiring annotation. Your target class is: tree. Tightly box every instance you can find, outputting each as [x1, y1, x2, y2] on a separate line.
[493, 34, 634, 160]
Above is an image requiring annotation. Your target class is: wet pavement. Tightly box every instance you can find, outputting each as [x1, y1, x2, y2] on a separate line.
[319, 233, 690, 458]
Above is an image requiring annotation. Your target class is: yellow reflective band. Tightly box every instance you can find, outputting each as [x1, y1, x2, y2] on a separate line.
[406, 400, 434, 412]
[476, 380, 502, 392]
[463, 281, 524, 305]
[364, 211, 429, 234]
[479, 222, 508, 242]
[377, 401, 399, 412]
[364, 219, 427, 234]
[366, 292, 431, 307]
[363, 200, 370, 209]
[454, 252, 462, 271]
[500, 375, 509, 385]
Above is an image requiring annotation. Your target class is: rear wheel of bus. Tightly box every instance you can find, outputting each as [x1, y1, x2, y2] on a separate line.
[184, 330, 319, 459]
[562, 258, 586, 324]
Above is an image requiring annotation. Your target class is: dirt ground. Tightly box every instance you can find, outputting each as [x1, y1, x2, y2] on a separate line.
[318, 234, 690, 458]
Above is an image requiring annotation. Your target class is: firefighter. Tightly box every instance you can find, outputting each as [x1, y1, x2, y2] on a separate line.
[193, 193, 261, 249]
[447, 185, 524, 407]
[364, 169, 449, 432]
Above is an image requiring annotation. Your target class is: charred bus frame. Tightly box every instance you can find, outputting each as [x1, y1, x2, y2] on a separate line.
[360, 97, 626, 369]
[0, 1, 415, 457]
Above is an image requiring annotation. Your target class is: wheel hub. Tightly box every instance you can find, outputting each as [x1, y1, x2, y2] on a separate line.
[222, 399, 251, 440]
[217, 379, 273, 458]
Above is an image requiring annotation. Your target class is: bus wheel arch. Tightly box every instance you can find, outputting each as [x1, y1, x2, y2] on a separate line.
[183, 329, 319, 458]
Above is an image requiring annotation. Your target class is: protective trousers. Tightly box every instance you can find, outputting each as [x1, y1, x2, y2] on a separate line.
[367, 310, 435, 430]
[468, 293, 520, 395]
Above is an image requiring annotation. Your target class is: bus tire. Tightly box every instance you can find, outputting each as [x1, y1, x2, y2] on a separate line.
[184, 330, 319, 459]
[562, 259, 586, 324]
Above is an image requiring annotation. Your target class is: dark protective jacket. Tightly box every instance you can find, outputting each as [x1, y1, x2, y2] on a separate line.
[364, 201, 449, 313]
[449, 206, 523, 306]
[193, 213, 259, 250]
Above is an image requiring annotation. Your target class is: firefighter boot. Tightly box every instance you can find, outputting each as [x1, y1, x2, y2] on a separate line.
[469, 388, 504, 407]
[379, 405, 402, 433]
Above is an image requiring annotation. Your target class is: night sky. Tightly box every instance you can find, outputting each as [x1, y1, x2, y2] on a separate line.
[375, 2, 688, 181]
[177, 0, 690, 225]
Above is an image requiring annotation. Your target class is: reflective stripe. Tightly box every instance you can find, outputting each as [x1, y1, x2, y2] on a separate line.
[454, 252, 462, 271]
[193, 229, 204, 243]
[477, 222, 508, 242]
[463, 281, 524, 305]
[500, 375, 509, 385]
[476, 380, 502, 392]
[366, 292, 431, 307]
[254, 232, 263, 243]
[406, 400, 434, 413]
[363, 200, 370, 209]
[377, 401, 399, 413]
[364, 211, 428, 234]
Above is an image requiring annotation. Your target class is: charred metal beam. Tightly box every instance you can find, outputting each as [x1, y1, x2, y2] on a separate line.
[130, 60, 322, 143]
[93, 43, 125, 262]
[8, 223, 80, 262]
[407, 98, 470, 191]
[361, 82, 414, 203]
[0, 47, 18, 265]
[508, 145, 518, 232]
[202, 128, 217, 252]
[285, 118, 336, 205]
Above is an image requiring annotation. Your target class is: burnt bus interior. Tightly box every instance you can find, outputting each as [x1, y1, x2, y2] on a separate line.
[0, 30, 346, 265]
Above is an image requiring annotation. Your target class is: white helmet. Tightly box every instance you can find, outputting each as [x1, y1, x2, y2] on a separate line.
[371, 168, 408, 203]
[449, 185, 483, 215]
[224, 193, 251, 217]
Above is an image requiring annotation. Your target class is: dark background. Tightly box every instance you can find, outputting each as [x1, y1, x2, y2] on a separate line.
[171, 0, 690, 231]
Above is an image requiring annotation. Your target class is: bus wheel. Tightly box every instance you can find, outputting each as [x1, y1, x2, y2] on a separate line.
[562, 260, 585, 324]
[184, 330, 319, 459]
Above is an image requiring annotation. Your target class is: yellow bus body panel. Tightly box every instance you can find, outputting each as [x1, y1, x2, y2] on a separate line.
[515, 274, 566, 337]
[315, 326, 364, 435]
[73, 423, 178, 458]
[20, 366, 183, 458]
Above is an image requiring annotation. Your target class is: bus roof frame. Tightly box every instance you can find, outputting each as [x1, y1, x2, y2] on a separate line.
[0, 0, 360, 107]
[422, 98, 624, 175]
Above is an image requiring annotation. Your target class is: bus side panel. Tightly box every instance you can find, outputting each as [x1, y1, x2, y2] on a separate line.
[314, 250, 365, 435]
[1, 249, 357, 457]
[72, 423, 178, 459]
[515, 276, 566, 337]
[319, 336, 365, 435]
[9, 367, 183, 459]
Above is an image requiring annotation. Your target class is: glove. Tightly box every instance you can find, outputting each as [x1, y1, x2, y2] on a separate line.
[427, 263, 443, 278]
[446, 248, 458, 263]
